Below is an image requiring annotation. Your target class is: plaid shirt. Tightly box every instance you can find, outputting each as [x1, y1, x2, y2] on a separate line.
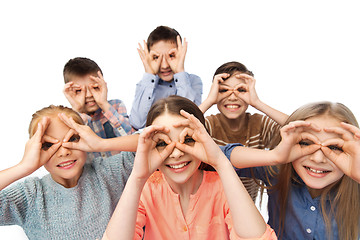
[81, 99, 134, 160]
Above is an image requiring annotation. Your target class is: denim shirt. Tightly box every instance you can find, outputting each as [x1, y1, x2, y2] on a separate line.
[221, 144, 340, 240]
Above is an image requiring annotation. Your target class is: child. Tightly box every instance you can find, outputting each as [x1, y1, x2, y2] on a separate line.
[63, 57, 134, 160]
[102, 96, 277, 240]
[129, 26, 203, 130]
[222, 101, 360, 239]
[199, 61, 288, 201]
[0, 105, 136, 240]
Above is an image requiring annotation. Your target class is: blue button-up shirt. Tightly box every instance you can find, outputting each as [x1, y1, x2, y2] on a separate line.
[221, 144, 340, 240]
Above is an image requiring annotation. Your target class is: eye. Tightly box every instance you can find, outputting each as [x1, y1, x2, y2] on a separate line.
[153, 55, 159, 60]
[156, 140, 168, 148]
[327, 145, 343, 152]
[169, 53, 175, 58]
[299, 140, 313, 146]
[219, 89, 228, 93]
[42, 142, 54, 151]
[237, 87, 246, 93]
[75, 89, 82, 94]
[69, 134, 80, 142]
[184, 136, 195, 145]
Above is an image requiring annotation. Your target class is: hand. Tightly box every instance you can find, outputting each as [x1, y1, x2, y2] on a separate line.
[321, 122, 360, 183]
[233, 74, 260, 106]
[174, 110, 226, 169]
[208, 73, 229, 103]
[133, 125, 175, 180]
[58, 113, 105, 152]
[63, 82, 86, 113]
[166, 36, 187, 73]
[89, 71, 108, 109]
[272, 121, 322, 164]
[137, 40, 162, 75]
[20, 117, 61, 174]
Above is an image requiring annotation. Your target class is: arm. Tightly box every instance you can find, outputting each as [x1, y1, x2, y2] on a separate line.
[129, 73, 158, 130]
[236, 73, 288, 125]
[102, 126, 175, 240]
[102, 99, 134, 136]
[321, 122, 360, 183]
[175, 111, 267, 238]
[59, 113, 139, 152]
[227, 121, 322, 169]
[0, 117, 61, 190]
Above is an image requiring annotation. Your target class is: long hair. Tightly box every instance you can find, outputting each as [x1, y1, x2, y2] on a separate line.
[272, 101, 360, 239]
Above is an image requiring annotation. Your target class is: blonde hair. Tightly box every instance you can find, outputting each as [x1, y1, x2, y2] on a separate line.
[271, 101, 360, 239]
[28, 105, 84, 137]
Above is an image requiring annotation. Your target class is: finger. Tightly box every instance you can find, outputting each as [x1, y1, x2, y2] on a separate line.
[58, 113, 77, 130]
[152, 132, 172, 145]
[43, 135, 59, 144]
[214, 73, 230, 81]
[320, 146, 344, 168]
[180, 110, 205, 133]
[300, 144, 321, 156]
[321, 138, 345, 149]
[178, 127, 194, 143]
[159, 142, 176, 160]
[341, 122, 360, 139]
[174, 142, 193, 155]
[324, 126, 353, 141]
[45, 142, 62, 158]
[63, 129, 78, 143]
[143, 40, 149, 54]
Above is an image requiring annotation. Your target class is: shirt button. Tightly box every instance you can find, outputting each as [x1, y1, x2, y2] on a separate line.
[148, 97, 151, 100]
[151, 79, 154, 83]
[175, 79, 178, 82]
[183, 226, 188, 232]
[101, 153, 106, 158]
[306, 228, 312, 234]
[310, 206, 316, 211]
[169, 85, 173, 88]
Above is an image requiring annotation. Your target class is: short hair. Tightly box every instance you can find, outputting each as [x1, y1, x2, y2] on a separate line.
[213, 61, 254, 79]
[63, 57, 103, 83]
[147, 26, 181, 50]
[29, 105, 84, 137]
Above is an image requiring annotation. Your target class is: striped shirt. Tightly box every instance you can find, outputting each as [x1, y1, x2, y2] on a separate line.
[205, 112, 281, 201]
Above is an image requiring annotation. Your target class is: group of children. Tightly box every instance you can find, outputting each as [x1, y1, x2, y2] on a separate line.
[0, 25, 359, 240]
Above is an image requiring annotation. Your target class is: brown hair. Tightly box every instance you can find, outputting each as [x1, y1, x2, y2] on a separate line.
[147, 26, 181, 50]
[63, 57, 103, 83]
[213, 61, 254, 79]
[29, 105, 84, 137]
[146, 95, 213, 171]
[271, 101, 360, 239]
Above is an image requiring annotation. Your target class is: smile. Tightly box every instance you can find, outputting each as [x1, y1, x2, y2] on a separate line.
[167, 162, 190, 169]
[304, 166, 330, 174]
[57, 160, 76, 168]
[225, 104, 240, 109]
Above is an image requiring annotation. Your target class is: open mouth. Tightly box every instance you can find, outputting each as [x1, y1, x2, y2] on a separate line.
[167, 161, 190, 169]
[225, 104, 240, 109]
[304, 166, 331, 174]
[57, 160, 77, 168]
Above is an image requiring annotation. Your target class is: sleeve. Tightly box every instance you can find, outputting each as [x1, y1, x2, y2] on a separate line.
[134, 199, 146, 240]
[0, 179, 36, 226]
[260, 116, 281, 150]
[129, 73, 158, 130]
[103, 99, 134, 136]
[173, 72, 203, 105]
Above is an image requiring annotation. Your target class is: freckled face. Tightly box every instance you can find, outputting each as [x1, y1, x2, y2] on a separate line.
[150, 41, 177, 81]
[43, 117, 86, 188]
[152, 113, 201, 185]
[216, 72, 248, 119]
[292, 116, 345, 192]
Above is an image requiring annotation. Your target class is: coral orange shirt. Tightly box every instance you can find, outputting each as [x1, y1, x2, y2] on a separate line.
[135, 171, 276, 240]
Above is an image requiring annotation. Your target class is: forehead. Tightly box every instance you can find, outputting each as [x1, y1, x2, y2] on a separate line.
[152, 113, 186, 138]
[45, 117, 71, 140]
[219, 72, 246, 87]
[68, 74, 97, 85]
[150, 40, 177, 53]
[305, 115, 342, 140]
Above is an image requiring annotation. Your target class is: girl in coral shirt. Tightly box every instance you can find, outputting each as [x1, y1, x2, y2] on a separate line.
[101, 95, 277, 240]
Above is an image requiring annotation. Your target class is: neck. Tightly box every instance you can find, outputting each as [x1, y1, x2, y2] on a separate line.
[165, 169, 203, 197]
[219, 113, 246, 131]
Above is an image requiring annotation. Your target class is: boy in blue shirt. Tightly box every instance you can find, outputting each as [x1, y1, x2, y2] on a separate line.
[129, 26, 203, 130]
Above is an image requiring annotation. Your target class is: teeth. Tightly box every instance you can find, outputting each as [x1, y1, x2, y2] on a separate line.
[58, 160, 75, 167]
[168, 162, 189, 169]
[226, 105, 239, 109]
[305, 166, 329, 174]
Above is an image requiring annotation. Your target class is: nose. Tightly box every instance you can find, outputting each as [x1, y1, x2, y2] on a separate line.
[169, 147, 184, 159]
[85, 86, 93, 97]
[160, 55, 170, 69]
[309, 149, 327, 163]
[57, 146, 72, 158]
[227, 91, 238, 100]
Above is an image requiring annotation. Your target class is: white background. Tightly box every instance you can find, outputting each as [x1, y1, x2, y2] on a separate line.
[0, 0, 359, 238]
